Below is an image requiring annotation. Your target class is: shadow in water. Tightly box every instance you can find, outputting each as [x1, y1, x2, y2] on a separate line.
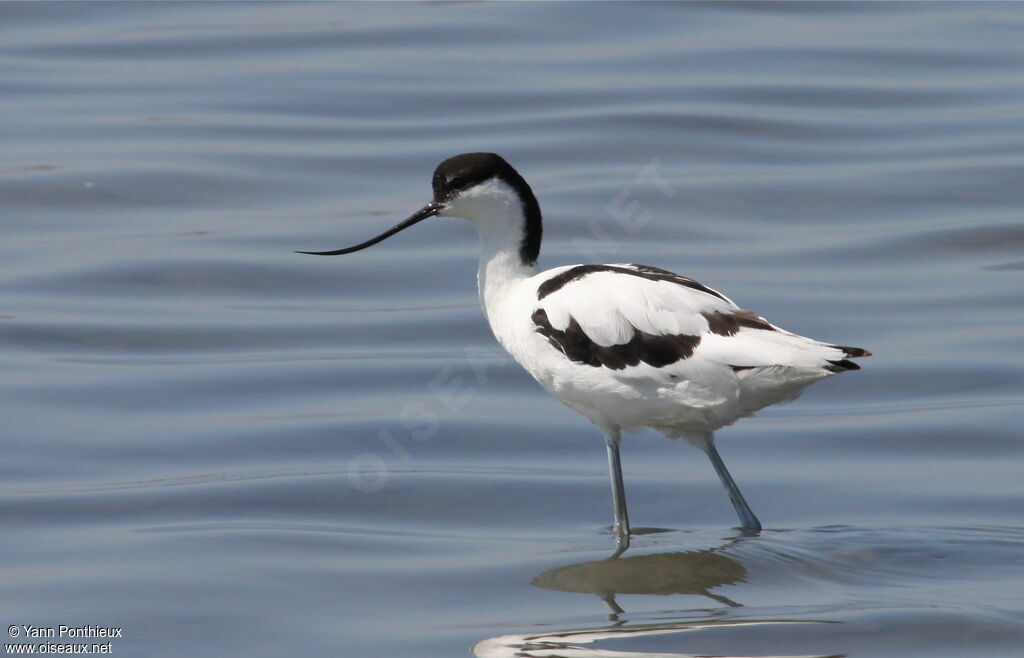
[532, 545, 747, 614]
[474, 540, 842, 658]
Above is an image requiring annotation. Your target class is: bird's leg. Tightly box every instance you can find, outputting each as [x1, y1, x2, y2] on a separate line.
[603, 427, 631, 557]
[689, 432, 762, 534]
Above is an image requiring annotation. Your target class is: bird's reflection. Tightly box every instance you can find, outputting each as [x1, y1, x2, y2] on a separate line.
[473, 618, 840, 658]
[474, 541, 840, 658]
[532, 546, 746, 614]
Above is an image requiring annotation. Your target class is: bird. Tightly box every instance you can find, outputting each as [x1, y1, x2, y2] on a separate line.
[300, 152, 870, 556]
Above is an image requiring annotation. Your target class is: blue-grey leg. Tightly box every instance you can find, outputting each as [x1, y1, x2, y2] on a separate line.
[603, 427, 631, 557]
[689, 432, 761, 533]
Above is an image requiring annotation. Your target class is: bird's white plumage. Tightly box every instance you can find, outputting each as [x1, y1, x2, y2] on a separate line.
[311, 152, 869, 549]
[477, 261, 852, 439]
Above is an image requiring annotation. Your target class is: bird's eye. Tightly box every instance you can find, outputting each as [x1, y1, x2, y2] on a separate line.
[449, 176, 467, 189]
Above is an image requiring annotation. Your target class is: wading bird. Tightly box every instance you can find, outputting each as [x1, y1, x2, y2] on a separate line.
[300, 153, 869, 556]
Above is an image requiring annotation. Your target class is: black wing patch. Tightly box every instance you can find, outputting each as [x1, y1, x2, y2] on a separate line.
[537, 264, 729, 302]
[532, 308, 700, 370]
[702, 310, 775, 336]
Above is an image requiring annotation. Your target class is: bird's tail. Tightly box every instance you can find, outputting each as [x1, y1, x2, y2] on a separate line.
[825, 345, 872, 372]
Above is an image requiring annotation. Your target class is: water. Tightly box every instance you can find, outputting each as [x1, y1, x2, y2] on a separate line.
[3, 3, 1023, 656]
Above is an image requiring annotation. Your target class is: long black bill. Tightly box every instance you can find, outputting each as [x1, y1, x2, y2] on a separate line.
[296, 201, 444, 256]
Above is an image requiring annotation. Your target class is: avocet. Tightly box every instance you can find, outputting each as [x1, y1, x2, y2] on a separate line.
[300, 153, 869, 555]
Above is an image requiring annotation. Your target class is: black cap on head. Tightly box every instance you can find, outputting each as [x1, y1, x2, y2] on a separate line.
[432, 152, 542, 265]
[432, 153, 515, 202]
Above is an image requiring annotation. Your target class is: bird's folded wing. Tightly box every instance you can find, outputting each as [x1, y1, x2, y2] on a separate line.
[533, 263, 858, 373]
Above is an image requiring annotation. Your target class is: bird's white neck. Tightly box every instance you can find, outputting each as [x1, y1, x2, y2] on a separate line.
[476, 219, 537, 323]
[439, 177, 539, 324]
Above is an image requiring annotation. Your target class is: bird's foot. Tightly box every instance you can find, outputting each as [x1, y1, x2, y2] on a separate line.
[737, 517, 762, 537]
[609, 523, 631, 558]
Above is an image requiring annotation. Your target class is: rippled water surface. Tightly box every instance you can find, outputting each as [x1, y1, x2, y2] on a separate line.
[3, 3, 1024, 657]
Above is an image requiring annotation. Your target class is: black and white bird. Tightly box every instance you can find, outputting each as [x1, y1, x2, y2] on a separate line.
[301, 153, 870, 556]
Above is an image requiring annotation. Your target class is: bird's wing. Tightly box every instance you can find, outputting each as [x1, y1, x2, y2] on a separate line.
[531, 263, 865, 373]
